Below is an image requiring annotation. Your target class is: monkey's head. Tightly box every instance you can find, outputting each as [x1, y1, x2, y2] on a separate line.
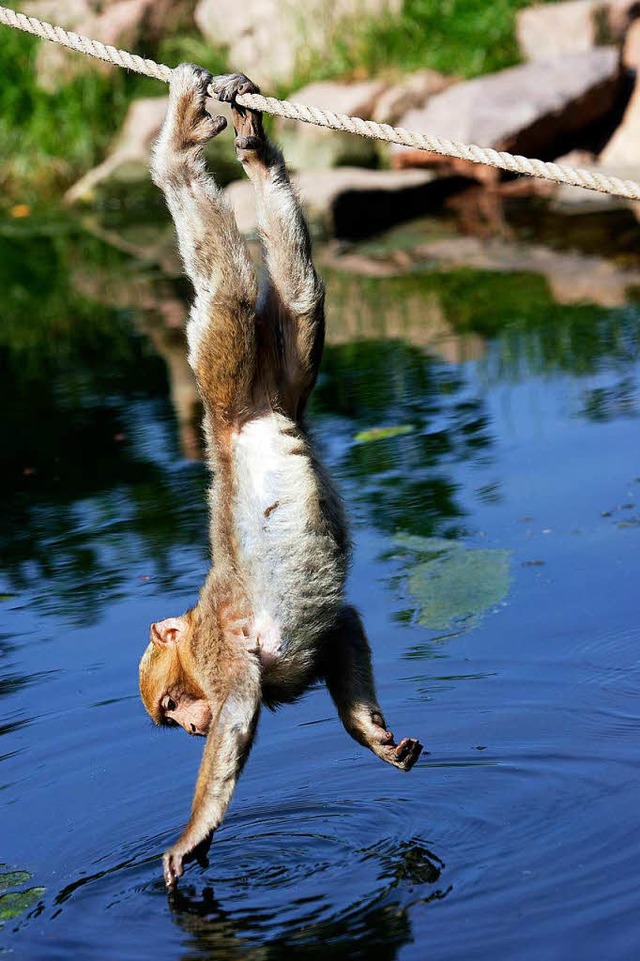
[139, 612, 212, 737]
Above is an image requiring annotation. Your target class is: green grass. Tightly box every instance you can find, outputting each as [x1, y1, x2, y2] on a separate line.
[0, 28, 228, 201]
[293, 0, 555, 87]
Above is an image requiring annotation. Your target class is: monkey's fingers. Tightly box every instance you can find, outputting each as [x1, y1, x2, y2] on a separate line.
[163, 848, 185, 891]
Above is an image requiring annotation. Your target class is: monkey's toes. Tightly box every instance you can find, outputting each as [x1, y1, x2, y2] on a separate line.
[171, 62, 213, 101]
[393, 737, 423, 771]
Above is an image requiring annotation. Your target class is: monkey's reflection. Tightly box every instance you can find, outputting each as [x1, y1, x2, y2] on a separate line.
[168, 840, 450, 961]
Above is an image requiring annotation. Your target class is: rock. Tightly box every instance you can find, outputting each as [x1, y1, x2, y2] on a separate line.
[622, 16, 640, 69]
[23, 0, 156, 91]
[391, 49, 623, 174]
[372, 69, 455, 125]
[278, 80, 388, 170]
[194, 0, 402, 86]
[516, 0, 637, 62]
[600, 74, 640, 165]
[65, 97, 169, 203]
[224, 167, 448, 239]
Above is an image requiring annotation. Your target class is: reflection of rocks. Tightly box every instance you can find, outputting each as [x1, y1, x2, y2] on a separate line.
[225, 167, 459, 239]
[325, 234, 640, 308]
[323, 271, 485, 363]
[71, 265, 202, 460]
[391, 49, 623, 177]
[395, 534, 511, 633]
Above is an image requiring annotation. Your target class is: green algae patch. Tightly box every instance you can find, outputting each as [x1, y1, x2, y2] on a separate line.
[0, 867, 44, 924]
[396, 535, 511, 631]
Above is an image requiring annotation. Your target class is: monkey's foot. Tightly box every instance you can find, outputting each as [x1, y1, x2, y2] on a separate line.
[208, 73, 268, 164]
[369, 712, 423, 771]
[386, 737, 423, 771]
[166, 63, 228, 151]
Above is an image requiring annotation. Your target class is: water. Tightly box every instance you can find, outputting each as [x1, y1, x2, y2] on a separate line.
[1, 203, 639, 960]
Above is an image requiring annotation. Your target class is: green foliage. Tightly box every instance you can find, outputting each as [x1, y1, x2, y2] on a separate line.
[0, 29, 131, 199]
[0, 28, 228, 199]
[294, 0, 555, 86]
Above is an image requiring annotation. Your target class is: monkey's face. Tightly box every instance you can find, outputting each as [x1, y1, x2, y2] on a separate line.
[139, 615, 212, 737]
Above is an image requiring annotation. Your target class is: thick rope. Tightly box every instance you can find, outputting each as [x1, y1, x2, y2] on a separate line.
[1, 2, 640, 201]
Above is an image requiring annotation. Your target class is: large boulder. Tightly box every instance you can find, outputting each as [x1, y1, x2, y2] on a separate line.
[391, 49, 623, 174]
[621, 15, 640, 68]
[600, 79, 640, 165]
[372, 69, 455, 125]
[516, 0, 637, 61]
[194, 0, 402, 87]
[224, 167, 446, 239]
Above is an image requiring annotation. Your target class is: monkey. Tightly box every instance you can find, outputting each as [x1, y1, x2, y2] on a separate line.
[139, 65, 423, 891]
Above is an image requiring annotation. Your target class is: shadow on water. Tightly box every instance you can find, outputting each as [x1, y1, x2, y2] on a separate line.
[1, 203, 640, 961]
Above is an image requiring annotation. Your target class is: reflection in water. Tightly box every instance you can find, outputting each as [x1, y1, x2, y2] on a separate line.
[168, 839, 448, 961]
[314, 339, 492, 539]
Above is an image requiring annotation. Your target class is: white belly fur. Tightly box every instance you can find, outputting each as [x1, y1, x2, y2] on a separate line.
[231, 413, 339, 659]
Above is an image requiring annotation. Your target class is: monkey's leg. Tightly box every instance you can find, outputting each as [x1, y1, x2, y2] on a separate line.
[211, 74, 325, 405]
[322, 606, 423, 772]
[163, 655, 262, 890]
[152, 65, 260, 417]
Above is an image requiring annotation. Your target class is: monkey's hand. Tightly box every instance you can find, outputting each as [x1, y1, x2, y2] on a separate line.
[163, 833, 212, 891]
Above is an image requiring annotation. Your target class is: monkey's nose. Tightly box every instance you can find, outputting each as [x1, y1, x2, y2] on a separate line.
[190, 723, 196, 734]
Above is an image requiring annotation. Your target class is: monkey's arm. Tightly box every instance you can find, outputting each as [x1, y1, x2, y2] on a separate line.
[163, 661, 262, 890]
[322, 606, 423, 771]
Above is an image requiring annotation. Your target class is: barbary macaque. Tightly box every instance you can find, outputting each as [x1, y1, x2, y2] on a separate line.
[139, 65, 423, 890]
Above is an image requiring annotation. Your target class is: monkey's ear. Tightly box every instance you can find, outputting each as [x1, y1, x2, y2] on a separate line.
[151, 616, 189, 649]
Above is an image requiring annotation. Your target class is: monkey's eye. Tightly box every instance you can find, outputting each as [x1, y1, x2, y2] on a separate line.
[162, 695, 177, 713]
